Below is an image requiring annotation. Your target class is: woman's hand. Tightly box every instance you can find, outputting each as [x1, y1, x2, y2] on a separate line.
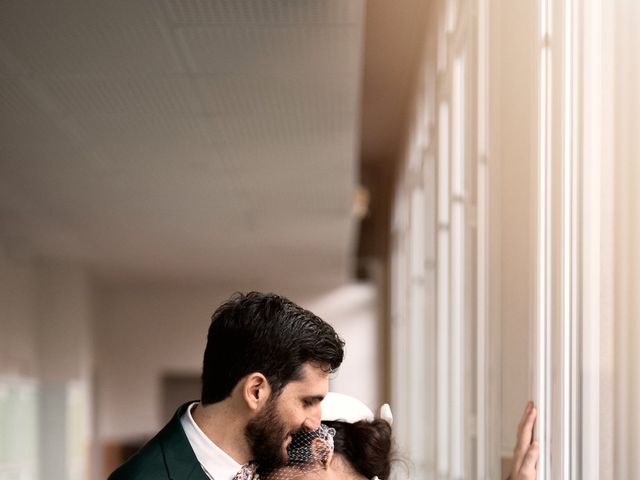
[509, 401, 539, 480]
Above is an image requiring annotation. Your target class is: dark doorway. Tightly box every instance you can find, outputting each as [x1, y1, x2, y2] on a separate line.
[161, 372, 201, 422]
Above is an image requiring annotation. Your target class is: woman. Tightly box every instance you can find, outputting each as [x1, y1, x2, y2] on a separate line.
[263, 392, 392, 480]
[265, 393, 538, 480]
[315, 392, 392, 479]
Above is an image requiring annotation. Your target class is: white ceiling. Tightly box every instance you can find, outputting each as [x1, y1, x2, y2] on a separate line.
[0, 0, 364, 291]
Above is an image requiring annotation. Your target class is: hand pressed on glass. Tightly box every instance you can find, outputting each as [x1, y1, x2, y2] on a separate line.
[508, 402, 539, 480]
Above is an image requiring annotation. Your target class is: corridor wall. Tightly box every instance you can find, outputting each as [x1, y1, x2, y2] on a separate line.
[0, 246, 93, 480]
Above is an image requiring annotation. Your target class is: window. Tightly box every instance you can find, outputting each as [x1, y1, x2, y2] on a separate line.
[0, 377, 38, 480]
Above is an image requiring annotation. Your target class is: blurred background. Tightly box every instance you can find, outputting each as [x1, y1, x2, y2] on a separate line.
[0, 1, 638, 479]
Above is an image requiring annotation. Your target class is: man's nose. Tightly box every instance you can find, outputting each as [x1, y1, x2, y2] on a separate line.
[303, 406, 322, 430]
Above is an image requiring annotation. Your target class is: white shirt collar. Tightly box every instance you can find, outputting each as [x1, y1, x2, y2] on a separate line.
[180, 402, 242, 480]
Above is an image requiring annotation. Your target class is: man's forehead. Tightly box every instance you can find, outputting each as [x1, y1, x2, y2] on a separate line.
[285, 363, 329, 393]
[297, 362, 330, 380]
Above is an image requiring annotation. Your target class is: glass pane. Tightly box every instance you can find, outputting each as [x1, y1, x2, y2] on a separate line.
[436, 229, 450, 476]
[452, 57, 465, 198]
[438, 102, 450, 224]
[0, 379, 39, 480]
[451, 202, 465, 477]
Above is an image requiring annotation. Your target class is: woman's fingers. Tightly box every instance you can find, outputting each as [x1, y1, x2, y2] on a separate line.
[512, 402, 537, 476]
[519, 441, 540, 479]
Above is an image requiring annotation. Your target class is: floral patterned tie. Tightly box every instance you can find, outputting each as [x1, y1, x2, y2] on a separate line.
[232, 462, 257, 480]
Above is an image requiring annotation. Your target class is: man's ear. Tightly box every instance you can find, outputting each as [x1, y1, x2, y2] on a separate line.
[242, 372, 271, 411]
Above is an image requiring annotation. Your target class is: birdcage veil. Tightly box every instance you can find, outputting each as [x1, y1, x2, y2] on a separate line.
[258, 423, 335, 480]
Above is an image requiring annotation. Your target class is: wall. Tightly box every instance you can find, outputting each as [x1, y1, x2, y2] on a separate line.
[0, 246, 39, 480]
[0, 250, 379, 477]
[94, 282, 380, 442]
[0, 244, 93, 480]
[36, 260, 93, 480]
[305, 282, 380, 410]
[94, 283, 224, 441]
[0, 245, 38, 378]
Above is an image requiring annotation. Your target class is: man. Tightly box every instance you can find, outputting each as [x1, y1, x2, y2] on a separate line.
[109, 292, 345, 480]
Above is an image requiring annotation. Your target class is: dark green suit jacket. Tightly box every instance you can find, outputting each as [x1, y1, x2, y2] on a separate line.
[108, 402, 209, 480]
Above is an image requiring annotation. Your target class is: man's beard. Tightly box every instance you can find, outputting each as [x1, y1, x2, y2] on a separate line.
[245, 397, 290, 471]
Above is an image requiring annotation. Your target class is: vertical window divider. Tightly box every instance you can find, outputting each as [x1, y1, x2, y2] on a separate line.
[436, 99, 451, 478]
[535, 0, 553, 479]
[561, 0, 578, 477]
[580, 0, 608, 477]
[450, 55, 465, 479]
[476, 0, 491, 475]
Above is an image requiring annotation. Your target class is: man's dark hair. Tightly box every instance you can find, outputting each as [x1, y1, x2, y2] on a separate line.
[201, 291, 345, 404]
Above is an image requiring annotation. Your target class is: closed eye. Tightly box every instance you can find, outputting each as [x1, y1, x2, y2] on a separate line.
[302, 396, 324, 407]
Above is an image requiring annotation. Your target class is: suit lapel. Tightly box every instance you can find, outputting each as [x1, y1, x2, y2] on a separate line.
[158, 402, 210, 480]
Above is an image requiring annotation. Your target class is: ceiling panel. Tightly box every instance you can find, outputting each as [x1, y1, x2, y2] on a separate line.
[163, 0, 361, 26]
[0, 0, 365, 292]
[0, 1, 182, 75]
[40, 77, 202, 115]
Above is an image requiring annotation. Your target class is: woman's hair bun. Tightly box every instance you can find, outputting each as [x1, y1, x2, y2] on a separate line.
[325, 418, 392, 479]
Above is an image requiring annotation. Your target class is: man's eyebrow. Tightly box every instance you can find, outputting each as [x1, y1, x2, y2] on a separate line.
[303, 394, 325, 402]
